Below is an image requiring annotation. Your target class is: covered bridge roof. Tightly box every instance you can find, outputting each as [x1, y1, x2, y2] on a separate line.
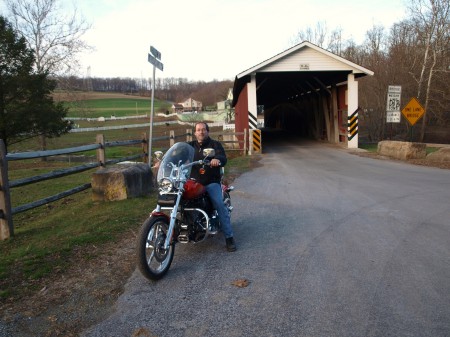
[232, 41, 374, 108]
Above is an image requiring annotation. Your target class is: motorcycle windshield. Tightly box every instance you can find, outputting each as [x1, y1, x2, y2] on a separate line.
[157, 142, 195, 181]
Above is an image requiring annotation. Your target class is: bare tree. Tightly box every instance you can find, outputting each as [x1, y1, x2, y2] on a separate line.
[4, 0, 92, 76]
[301, 21, 328, 47]
[406, 0, 450, 141]
[4, 0, 92, 152]
[340, 39, 364, 64]
[291, 21, 345, 53]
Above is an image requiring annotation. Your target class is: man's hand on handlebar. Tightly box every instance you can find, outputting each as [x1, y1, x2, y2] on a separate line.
[196, 158, 221, 167]
[210, 159, 221, 167]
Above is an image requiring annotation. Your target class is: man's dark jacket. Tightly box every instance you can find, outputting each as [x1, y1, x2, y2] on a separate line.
[188, 137, 227, 185]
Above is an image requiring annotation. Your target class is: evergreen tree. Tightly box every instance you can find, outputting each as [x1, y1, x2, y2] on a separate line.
[0, 15, 71, 152]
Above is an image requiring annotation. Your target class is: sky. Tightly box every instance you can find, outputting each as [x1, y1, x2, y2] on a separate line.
[43, 0, 408, 81]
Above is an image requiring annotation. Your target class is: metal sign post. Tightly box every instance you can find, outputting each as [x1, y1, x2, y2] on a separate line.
[147, 46, 164, 166]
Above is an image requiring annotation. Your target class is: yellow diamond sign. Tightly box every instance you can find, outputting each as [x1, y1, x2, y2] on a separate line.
[402, 97, 425, 126]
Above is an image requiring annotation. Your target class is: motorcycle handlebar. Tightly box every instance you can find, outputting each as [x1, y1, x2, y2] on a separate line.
[181, 159, 221, 170]
[201, 159, 222, 167]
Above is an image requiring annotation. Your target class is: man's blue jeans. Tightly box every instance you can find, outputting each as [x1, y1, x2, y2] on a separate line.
[205, 183, 233, 239]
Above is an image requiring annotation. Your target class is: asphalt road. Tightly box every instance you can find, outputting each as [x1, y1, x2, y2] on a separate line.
[82, 137, 450, 337]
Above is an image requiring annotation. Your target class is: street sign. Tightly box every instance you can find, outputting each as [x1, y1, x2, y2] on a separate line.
[401, 97, 425, 126]
[386, 85, 401, 123]
[150, 46, 161, 60]
[148, 53, 164, 71]
[387, 111, 401, 123]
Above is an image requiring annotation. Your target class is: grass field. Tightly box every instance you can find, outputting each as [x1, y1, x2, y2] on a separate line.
[54, 91, 172, 118]
[9, 92, 220, 153]
[0, 92, 248, 302]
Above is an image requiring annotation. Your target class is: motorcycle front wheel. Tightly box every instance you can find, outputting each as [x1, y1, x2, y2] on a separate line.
[137, 215, 175, 280]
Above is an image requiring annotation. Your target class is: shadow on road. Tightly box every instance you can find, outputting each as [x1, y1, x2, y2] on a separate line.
[260, 128, 324, 153]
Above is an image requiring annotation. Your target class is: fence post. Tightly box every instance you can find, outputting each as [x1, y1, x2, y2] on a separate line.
[96, 134, 105, 166]
[0, 140, 13, 240]
[170, 130, 175, 147]
[244, 129, 248, 154]
[142, 132, 148, 164]
[186, 129, 192, 142]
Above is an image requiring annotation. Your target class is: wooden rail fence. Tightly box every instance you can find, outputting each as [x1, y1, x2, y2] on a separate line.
[0, 129, 247, 240]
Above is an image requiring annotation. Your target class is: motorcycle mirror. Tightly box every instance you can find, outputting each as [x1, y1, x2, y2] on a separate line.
[203, 148, 215, 158]
[154, 151, 164, 160]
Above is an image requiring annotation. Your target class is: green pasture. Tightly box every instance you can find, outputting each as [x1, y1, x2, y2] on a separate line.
[8, 93, 226, 155]
[65, 97, 172, 118]
[70, 98, 152, 109]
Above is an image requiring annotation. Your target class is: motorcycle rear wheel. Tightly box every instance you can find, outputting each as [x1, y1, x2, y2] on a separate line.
[137, 215, 175, 280]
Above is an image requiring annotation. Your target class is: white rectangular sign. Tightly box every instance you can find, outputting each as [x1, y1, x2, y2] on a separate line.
[387, 111, 401, 123]
[388, 85, 401, 94]
[386, 85, 401, 123]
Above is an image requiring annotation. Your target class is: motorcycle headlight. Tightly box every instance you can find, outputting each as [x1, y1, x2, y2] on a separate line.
[158, 178, 173, 193]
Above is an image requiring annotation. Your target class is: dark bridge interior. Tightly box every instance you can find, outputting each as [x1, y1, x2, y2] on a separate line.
[251, 70, 351, 142]
[255, 70, 350, 109]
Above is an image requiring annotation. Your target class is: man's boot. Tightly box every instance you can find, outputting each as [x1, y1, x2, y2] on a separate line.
[226, 237, 236, 252]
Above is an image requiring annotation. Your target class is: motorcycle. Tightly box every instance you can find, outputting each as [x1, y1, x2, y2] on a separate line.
[137, 142, 234, 280]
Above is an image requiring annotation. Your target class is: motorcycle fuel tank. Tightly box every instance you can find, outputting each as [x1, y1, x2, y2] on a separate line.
[183, 179, 206, 199]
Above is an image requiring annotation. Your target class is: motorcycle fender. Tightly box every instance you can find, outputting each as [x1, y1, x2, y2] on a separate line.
[151, 211, 170, 220]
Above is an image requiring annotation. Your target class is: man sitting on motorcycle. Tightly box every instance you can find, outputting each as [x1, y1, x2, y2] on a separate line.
[188, 122, 236, 252]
